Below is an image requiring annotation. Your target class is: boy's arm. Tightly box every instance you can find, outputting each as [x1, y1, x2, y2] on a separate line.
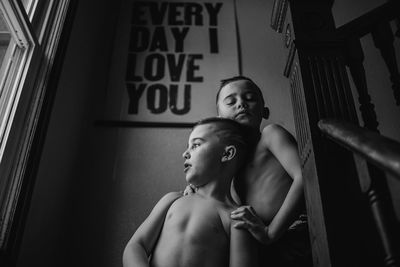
[262, 124, 304, 241]
[232, 124, 303, 244]
[230, 223, 259, 267]
[231, 124, 304, 244]
[123, 192, 182, 267]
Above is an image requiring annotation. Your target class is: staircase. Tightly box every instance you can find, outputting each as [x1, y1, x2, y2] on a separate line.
[271, 0, 400, 266]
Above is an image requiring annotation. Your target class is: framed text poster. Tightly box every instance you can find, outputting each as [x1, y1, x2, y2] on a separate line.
[104, 0, 239, 126]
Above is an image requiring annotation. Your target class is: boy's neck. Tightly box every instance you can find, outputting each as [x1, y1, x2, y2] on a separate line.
[196, 176, 234, 204]
[250, 128, 261, 140]
[245, 126, 261, 146]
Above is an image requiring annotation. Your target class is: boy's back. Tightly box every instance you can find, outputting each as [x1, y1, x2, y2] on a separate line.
[151, 194, 233, 267]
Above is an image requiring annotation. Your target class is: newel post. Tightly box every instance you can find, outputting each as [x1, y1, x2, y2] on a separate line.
[271, 0, 383, 266]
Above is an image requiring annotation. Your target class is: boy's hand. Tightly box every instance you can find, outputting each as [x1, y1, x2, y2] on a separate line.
[183, 184, 197, 196]
[231, 206, 272, 245]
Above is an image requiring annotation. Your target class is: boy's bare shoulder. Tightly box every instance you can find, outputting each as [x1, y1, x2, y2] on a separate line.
[162, 191, 183, 199]
[261, 123, 290, 135]
[261, 123, 295, 144]
[158, 191, 183, 205]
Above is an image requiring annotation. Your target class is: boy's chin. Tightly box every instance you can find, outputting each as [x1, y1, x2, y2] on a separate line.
[185, 177, 203, 188]
[185, 176, 198, 186]
[235, 117, 259, 129]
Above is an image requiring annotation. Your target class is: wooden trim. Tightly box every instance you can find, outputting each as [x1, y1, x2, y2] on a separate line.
[270, 0, 288, 33]
[95, 120, 195, 128]
[336, 1, 400, 39]
[284, 41, 296, 77]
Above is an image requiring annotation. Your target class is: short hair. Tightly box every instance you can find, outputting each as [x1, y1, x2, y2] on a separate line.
[216, 75, 264, 104]
[193, 117, 249, 162]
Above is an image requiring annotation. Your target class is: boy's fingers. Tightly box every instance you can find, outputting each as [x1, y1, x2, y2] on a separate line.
[231, 206, 253, 215]
[249, 206, 257, 216]
[183, 184, 196, 195]
[232, 217, 255, 229]
[231, 212, 246, 220]
[233, 221, 250, 229]
[189, 184, 197, 190]
[231, 211, 250, 219]
[231, 208, 242, 214]
[231, 210, 257, 223]
[232, 205, 251, 213]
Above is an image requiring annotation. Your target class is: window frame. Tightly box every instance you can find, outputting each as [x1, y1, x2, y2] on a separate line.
[0, 0, 74, 264]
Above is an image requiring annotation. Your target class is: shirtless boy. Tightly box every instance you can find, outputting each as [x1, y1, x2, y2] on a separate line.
[122, 117, 258, 267]
[216, 76, 310, 266]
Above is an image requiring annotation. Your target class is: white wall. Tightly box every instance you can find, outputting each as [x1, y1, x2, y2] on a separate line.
[236, 0, 295, 134]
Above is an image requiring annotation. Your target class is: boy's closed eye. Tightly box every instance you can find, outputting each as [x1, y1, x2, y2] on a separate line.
[244, 93, 257, 101]
[223, 97, 236, 106]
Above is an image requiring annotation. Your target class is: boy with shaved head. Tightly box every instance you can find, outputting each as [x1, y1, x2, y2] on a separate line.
[123, 117, 258, 267]
[216, 76, 311, 267]
[185, 75, 310, 266]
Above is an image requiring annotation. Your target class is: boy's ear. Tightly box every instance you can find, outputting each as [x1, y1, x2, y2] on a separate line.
[262, 107, 270, 119]
[221, 145, 236, 162]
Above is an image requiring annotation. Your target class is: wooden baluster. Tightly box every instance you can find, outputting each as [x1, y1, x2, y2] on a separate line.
[344, 39, 380, 131]
[344, 33, 400, 265]
[319, 119, 400, 266]
[354, 156, 400, 267]
[371, 22, 400, 106]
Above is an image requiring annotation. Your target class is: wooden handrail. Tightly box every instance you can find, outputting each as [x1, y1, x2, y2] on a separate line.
[335, 1, 400, 39]
[318, 119, 400, 179]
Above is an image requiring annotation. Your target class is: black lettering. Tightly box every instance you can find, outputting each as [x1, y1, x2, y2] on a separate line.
[127, 83, 146, 114]
[129, 26, 149, 52]
[147, 83, 168, 113]
[171, 27, 189, 52]
[132, 2, 147, 25]
[126, 53, 143, 81]
[167, 54, 185, 81]
[168, 3, 184, 25]
[204, 3, 223, 26]
[186, 54, 203, 82]
[184, 3, 203, 25]
[149, 27, 168, 52]
[170, 84, 191, 115]
[209, 28, 218, 53]
[144, 54, 165, 81]
[148, 2, 168, 25]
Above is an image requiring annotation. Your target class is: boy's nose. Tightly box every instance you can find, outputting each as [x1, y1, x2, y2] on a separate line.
[182, 150, 190, 159]
[237, 99, 249, 109]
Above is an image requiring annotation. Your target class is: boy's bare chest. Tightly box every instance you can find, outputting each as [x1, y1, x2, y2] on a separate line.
[164, 197, 230, 240]
[235, 144, 292, 221]
[241, 145, 283, 182]
[151, 197, 231, 267]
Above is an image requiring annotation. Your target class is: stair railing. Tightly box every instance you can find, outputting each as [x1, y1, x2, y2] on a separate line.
[319, 118, 400, 267]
